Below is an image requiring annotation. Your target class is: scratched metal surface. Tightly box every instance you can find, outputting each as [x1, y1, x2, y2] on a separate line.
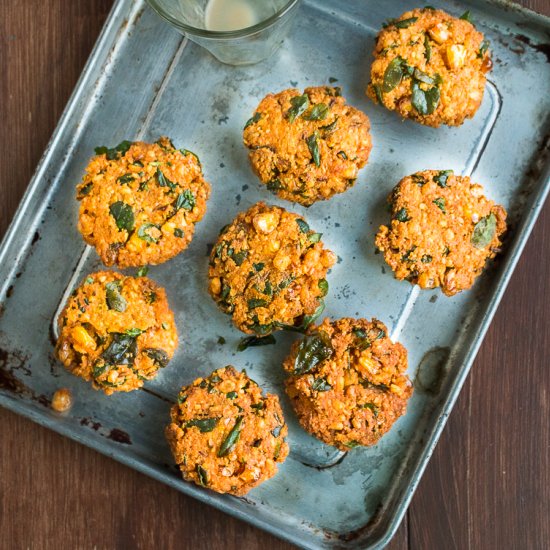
[0, 0, 549, 548]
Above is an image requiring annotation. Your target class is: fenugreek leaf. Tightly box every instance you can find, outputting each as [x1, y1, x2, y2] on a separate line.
[382, 56, 405, 92]
[471, 213, 496, 249]
[186, 418, 219, 433]
[433, 170, 453, 187]
[218, 416, 243, 457]
[95, 140, 132, 160]
[294, 332, 333, 375]
[237, 334, 276, 352]
[460, 10, 474, 23]
[156, 168, 177, 191]
[411, 81, 440, 115]
[144, 348, 169, 368]
[175, 190, 195, 211]
[433, 197, 446, 212]
[101, 333, 137, 365]
[296, 219, 310, 233]
[137, 223, 160, 244]
[306, 131, 321, 167]
[287, 94, 310, 122]
[244, 112, 261, 130]
[105, 281, 127, 312]
[302, 103, 329, 121]
[196, 465, 208, 486]
[394, 208, 410, 222]
[424, 34, 432, 62]
[312, 377, 332, 391]
[109, 201, 134, 231]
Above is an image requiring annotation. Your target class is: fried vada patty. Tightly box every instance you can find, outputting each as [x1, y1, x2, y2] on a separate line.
[243, 86, 372, 206]
[367, 7, 492, 127]
[165, 366, 289, 495]
[375, 170, 507, 296]
[77, 137, 210, 267]
[56, 271, 178, 394]
[283, 318, 412, 451]
[208, 202, 336, 335]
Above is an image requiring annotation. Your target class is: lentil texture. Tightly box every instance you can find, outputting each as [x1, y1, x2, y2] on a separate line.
[367, 7, 492, 127]
[166, 366, 289, 495]
[77, 137, 210, 267]
[208, 202, 336, 335]
[375, 170, 507, 295]
[56, 271, 178, 394]
[283, 318, 412, 451]
[243, 86, 372, 206]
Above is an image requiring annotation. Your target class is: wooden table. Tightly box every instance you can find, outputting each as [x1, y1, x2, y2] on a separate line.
[1, 1, 548, 548]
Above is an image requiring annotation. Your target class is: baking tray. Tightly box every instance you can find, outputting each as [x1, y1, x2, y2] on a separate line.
[1, 0, 549, 547]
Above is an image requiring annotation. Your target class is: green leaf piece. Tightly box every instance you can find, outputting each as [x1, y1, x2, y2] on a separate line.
[244, 112, 261, 130]
[312, 377, 332, 391]
[287, 94, 310, 122]
[175, 190, 195, 211]
[382, 56, 405, 93]
[186, 418, 219, 433]
[306, 131, 321, 167]
[137, 223, 160, 244]
[218, 416, 243, 457]
[105, 281, 127, 312]
[109, 201, 134, 232]
[294, 332, 333, 375]
[471, 213, 497, 249]
[237, 334, 276, 352]
[302, 103, 329, 121]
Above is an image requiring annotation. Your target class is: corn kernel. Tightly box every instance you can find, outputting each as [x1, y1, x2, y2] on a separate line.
[273, 252, 290, 271]
[429, 23, 450, 43]
[209, 276, 221, 295]
[446, 44, 467, 69]
[253, 212, 278, 234]
[51, 388, 73, 413]
[71, 326, 96, 353]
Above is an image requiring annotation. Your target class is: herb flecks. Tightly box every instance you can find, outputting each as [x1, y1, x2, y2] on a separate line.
[94, 140, 132, 160]
[433, 170, 453, 187]
[244, 112, 262, 130]
[394, 208, 410, 222]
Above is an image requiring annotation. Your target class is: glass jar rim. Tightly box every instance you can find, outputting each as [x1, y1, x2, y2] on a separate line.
[146, 0, 300, 39]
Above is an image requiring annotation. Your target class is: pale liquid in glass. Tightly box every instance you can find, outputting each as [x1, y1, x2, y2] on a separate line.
[204, 0, 278, 31]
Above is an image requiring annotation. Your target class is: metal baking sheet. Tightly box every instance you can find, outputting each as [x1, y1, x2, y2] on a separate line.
[1, 0, 549, 547]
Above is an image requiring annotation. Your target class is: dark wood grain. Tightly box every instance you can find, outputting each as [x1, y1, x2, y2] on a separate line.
[1, 1, 548, 549]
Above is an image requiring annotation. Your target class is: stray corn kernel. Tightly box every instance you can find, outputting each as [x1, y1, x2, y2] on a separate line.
[51, 388, 73, 412]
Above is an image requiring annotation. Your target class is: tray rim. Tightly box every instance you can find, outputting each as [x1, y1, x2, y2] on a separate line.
[1, 0, 549, 548]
